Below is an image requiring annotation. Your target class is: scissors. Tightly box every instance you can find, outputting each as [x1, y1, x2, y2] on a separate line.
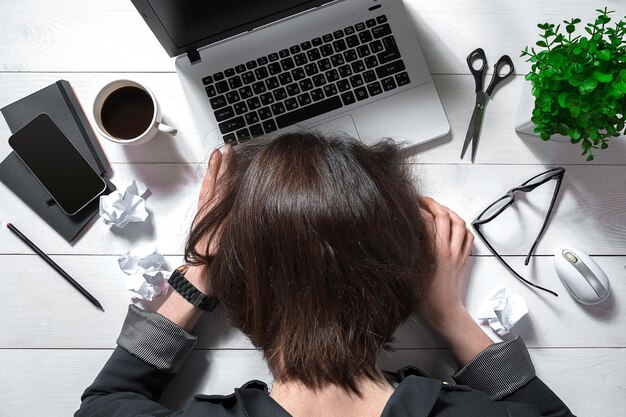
[461, 48, 515, 162]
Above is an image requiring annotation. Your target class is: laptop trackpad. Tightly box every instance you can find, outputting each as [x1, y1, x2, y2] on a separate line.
[312, 115, 360, 140]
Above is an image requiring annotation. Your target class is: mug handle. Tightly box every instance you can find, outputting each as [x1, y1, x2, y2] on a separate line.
[157, 122, 178, 136]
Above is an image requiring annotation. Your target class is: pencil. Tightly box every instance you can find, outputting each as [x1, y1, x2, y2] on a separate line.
[6, 223, 104, 312]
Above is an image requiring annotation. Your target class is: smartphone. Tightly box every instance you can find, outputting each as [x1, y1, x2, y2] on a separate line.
[8, 113, 107, 215]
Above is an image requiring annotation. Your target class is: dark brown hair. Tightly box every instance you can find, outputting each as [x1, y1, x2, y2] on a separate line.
[186, 132, 434, 394]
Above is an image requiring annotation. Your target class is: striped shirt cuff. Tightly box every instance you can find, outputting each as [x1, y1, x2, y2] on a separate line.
[452, 336, 535, 400]
[117, 305, 198, 373]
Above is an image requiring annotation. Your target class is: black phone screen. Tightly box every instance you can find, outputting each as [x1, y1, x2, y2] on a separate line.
[8, 113, 107, 215]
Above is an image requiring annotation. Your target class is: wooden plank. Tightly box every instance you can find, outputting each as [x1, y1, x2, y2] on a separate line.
[1, 163, 624, 255]
[0, 1, 623, 73]
[1, 347, 624, 416]
[1, 73, 623, 165]
[1, 254, 623, 349]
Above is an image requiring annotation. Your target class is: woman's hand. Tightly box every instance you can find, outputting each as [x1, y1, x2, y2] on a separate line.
[418, 196, 493, 365]
[418, 196, 473, 325]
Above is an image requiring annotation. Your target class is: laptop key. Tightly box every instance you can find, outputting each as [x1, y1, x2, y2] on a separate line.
[366, 18, 376, 27]
[381, 76, 397, 91]
[325, 69, 339, 82]
[382, 35, 397, 48]
[214, 106, 235, 122]
[313, 74, 326, 87]
[276, 96, 342, 128]
[354, 87, 368, 101]
[213, 71, 224, 81]
[350, 74, 364, 88]
[395, 72, 411, 86]
[299, 79, 313, 92]
[255, 67, 269, 80]
[318, 58, 332, 71]
[235, 64, 246, 73]
[364, 56, 378, 69]
[323, 83, 338, 97]
[280, 57, 295, 71]
[344, 26, 355, 35]
[223, 133, 237, 144]
[372, 24, 392, 39]
[229, 76, 243, 89]
[337, 79, 351, 92]
[285, 98, 299, 111]
[311, 88, 325, 102]
[225, 68, 235, 77]
[250, 123, 264, 136]
[242, 71, 256, 85]
[300, 41, 312, 50]
[245, 111, 260, 125]
[330, 54, 345, 67]
[268, 53, 279, 62]
[340, 91, 356, 105]
[297, 92, 312, 106]
[279, 49, 290, 58]
[260, 92, 274, 105]
[218, 116, 245, 134]
[343, 49, 358, 62]
[246, 60, 257, 70]
[286, 82, 301, 96]
[202, 75, 213, 85]
[278, 72, 293, 85]
[377, 45, 401, 64]
[262, 119, 277, 133]
[304, 63, 318, 76]
[367, 81, 383, 96]
[357, 44, 371, 58]
[291, 67, 306, 81]
[322, 33, 333, 43]
[205, 85, 217, 97]
[338, 64, 352, 78]
[289, 45, 301, 54]
[370, 40, 383, 53]
[247, 96, 261, 110]
[252, 81, 266, 95]
[320, 44, 334, 57]
[226, 91, 240, 104]
[234, 102, 248, 115]
[332, 39, 347, 53]
[351, 60, 366, 73]
[271, 102, 286, 115]
[363, 70, 377, 83]
[333, 29, 344, 39]
[257, 56, 268, 66]
[273, 87, 288, 101]
[375, 59, 406, 78]
[355, 22, 366, 31]
[240, 86, 254, 99]
[294, 53, 308, 66]
[359, 30, 373, 43]
[376, 15, 388, 24]
[268, 63, 282, 75]
[210, 95, 227, 109]
[312, 37, 322, 47]
[259, 107, 273, 120]
[216, 81, 229, 94]
[236, 128, 251, 141]
[346, 35, 359, 48]
[265, 76, 280, 90]
[307, 48, 321, 62]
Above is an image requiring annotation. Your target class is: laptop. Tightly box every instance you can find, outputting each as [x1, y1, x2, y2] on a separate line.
[131, 0, 450, 148]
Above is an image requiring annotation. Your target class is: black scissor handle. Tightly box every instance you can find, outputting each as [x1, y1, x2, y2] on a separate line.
[466, 48, 487, 93]
[485, 55, 515, 96]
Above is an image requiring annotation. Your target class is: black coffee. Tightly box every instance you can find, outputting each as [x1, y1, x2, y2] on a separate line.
[101, 86, 154, 140]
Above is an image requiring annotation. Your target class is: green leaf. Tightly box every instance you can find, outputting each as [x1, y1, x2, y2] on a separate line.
[569, 74, 585, 86]
[566, 24, 576, 33]
[568, 128, 581, 140]
[536, 40, 548, 48]
[595, 49, 611, 60]
[586, 153, 595, 162]
[592, 70, 613, 83]
[579, 78, 598, 93]
[582, 139, 592, 150]
[601, 141, 609, 149]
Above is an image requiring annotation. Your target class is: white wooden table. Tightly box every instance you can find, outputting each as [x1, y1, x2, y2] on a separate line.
[1, 1, 625, 415]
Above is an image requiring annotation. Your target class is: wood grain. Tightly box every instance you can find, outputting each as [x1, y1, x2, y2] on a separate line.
[1, 73, 624, 165]
[1, 348, 624, 416]
[1, 255, 623, 349]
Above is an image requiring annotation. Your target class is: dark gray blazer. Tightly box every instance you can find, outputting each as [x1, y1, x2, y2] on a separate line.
[75, 305, 575, 417]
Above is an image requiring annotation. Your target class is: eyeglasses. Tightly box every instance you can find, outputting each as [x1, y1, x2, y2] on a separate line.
[471, 167, 566, 297]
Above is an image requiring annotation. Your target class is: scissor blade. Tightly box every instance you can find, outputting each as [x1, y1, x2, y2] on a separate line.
[463, 92, 489, 162]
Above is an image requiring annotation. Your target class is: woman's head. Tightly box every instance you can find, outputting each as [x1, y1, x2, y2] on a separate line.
[186, 132, 434, 393]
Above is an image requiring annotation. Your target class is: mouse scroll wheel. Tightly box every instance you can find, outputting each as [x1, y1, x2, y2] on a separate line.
[563, 250, 578, 264]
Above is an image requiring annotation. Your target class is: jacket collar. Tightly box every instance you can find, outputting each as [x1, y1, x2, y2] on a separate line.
[235, 376, 441, 417]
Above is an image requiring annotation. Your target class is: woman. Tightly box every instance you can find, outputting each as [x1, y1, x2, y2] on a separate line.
[76, 133, 574, 417]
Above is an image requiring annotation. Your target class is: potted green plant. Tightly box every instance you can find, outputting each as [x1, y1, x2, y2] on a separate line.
[516, 8, 626, 161]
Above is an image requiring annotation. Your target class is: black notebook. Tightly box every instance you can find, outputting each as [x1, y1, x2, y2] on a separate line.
[0, 80, 115, 242]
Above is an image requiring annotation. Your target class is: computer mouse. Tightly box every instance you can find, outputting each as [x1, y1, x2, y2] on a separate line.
[553, 246, 610, 305]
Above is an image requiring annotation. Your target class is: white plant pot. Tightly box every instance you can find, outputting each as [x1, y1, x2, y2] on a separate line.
[514, 79, 570, 142]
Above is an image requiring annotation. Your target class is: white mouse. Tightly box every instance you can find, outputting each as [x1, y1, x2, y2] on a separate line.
[553, 246, 611, 305]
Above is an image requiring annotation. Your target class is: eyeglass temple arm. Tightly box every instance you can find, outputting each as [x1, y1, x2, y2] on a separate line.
[472, 224, 559, 297]
[523, 177, 564, 265]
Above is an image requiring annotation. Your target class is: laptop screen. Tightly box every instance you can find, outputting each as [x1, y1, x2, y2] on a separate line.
[134, 0, 335, 57]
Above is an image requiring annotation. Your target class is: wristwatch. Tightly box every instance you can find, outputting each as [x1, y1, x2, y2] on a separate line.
[168, 266, 219, 312]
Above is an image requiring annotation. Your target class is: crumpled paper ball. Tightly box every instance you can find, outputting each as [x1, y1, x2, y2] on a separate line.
[118, 246, 170, 301]
[478, 288, 529, 336]
[99, 180, 149, 228]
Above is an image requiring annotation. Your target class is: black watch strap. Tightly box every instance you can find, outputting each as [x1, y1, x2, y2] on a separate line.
[168, 267, 219, 312]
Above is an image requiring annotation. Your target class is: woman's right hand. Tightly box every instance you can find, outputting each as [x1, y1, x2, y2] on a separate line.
[418, 196, 474, 327]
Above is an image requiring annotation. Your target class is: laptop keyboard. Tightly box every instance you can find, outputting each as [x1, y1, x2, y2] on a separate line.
[202, 15, 410, 144]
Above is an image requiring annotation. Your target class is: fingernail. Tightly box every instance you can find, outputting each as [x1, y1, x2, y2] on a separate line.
[220, 144, 232, 154]
[210, 148, 219, 160]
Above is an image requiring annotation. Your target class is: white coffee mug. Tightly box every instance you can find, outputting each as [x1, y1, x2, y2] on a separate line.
[93, 79, 177, 145]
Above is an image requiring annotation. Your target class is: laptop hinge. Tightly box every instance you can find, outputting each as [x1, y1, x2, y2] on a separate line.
[187, 49, 201, 64]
